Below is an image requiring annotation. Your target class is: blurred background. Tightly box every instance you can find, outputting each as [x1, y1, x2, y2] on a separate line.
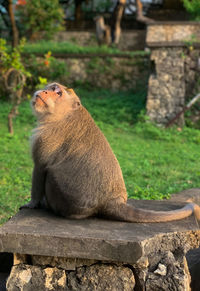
[0, 0, 200, 225]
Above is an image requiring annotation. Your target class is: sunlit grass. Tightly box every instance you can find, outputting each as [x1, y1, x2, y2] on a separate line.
[0, 88, 200, 224]
[22, 40, 150, 56]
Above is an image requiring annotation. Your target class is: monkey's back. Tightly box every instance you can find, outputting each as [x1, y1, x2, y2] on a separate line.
[35, 106, 127, 218]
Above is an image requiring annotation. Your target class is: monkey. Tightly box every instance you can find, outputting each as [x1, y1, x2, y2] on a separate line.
[20, 83, 200, 223]
[94, 16, 111, 46]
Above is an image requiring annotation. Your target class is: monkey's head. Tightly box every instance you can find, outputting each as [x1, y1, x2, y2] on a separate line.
[32, 83, 81, 121]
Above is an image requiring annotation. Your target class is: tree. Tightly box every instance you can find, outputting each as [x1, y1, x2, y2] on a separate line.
[94, 0, 126, 46]
[0, 38, 30, 134]
[0, 0, 10, 31]
[110, 0, 126, 44]
[0, 0, 19, 47]
[126, 0, 155, 24]
[75, 0, 84, 21]
[182, 0, 200, 20]
[136, 0, 155, 23]
[8, 0, 19, 47]
[17, 0, 64, 40]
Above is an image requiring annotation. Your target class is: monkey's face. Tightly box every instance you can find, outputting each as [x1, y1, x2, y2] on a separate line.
[32, 83, 81, 120]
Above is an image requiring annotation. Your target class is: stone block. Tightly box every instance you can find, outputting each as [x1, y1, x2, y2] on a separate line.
[6, 263, 135, 291]
[1, 191, 200, 290]
[1, 199, 200, 264]
[146, 22, 200, 47]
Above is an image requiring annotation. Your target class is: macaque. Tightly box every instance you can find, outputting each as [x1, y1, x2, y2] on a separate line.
[94, 16, 111, 46]
[21, 83, 200, 223]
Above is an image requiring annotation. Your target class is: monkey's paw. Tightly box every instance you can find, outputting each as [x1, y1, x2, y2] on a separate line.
[19, 201, 39, 210]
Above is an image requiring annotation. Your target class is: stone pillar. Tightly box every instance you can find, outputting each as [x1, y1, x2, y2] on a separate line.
[147, 47, 185, 125]
[146, 22, 200, 126]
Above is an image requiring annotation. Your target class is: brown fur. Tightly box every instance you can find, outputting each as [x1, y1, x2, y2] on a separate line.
[20, 83, 200, 223]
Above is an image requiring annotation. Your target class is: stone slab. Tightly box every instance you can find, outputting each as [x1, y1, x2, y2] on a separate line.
[146, 22, 200, 47]
[0, 199, 200, 264]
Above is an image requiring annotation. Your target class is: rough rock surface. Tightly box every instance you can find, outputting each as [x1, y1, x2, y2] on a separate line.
[6, 264, 66, 291]
[145, 252, 190, 291]
[31, 255, 98, 270]
[146, 23, 200, 45]
[6, 263, 135, 291]
[184, 49, 200, 100]
[67, 264, 135, 291]
[53, 56, 149, 91]
[147, 47, 185, 126]
[54, 31, 146, 51]
[146, 22, 200, 126]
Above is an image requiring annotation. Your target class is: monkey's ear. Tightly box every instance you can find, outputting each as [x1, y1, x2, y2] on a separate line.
[67, 88, 75, 95]
[72, 101, 81, 110]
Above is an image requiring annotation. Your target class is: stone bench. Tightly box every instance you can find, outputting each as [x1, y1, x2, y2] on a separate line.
[1, 190, 200, 290]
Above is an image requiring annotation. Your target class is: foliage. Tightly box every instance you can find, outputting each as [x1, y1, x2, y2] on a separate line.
[82, 0, 113, 15]
[16, 0, 64, 39]
[182, 0, 200, 20]
[0, 38, 31, 78]
[36, 76, 48, 89]
[24, 51, 69, 89]
[1, 88, 200, 223]
[0, 38, 32, 134]
[22, 40, 150, 56]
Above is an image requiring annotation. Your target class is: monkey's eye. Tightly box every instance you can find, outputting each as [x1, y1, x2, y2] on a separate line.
[51, 86, 55, 91]
[57, 91, 62, 97]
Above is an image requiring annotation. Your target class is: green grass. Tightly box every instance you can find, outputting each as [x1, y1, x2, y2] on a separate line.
[0, 88, 200, 224]
[22, 40, 149, 56]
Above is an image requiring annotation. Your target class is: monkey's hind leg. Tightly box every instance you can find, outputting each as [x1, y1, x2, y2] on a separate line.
[64, 206, 98, 220]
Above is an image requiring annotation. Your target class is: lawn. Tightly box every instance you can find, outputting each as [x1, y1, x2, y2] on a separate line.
[0, 88, 200, 225]
[22, 40, 149, 56]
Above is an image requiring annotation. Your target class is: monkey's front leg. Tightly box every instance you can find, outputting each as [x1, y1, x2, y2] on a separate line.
[20, 165, 46, 210]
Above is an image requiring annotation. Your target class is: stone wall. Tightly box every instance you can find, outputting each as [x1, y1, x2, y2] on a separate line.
[184, 49, 200, 100]
[147, 47, 200, 126]
[147, 47, 185, 125]
[55, 55, 150, 91]
[54, 30, 146, 51]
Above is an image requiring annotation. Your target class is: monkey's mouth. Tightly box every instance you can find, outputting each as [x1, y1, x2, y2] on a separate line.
[34, 95, 48, 107]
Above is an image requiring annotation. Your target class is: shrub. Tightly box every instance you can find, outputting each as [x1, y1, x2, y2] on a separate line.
[0, 38, 30, 78]
[182, 0, 200, 20]
[0, 38, 31, 133]
[24, 51, 69, 89]
[16, 0, 64, 39]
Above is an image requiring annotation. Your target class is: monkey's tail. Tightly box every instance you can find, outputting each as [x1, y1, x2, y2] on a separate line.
[102, 202, 200, 223]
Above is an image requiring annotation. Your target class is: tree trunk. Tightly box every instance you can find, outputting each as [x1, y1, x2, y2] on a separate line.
[163, 0, 183, 9]
[110, 0, 126, 44]
[8, 0, 19, 48]
[75, 0, 83, 22]
[136, 0, 155, 24]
